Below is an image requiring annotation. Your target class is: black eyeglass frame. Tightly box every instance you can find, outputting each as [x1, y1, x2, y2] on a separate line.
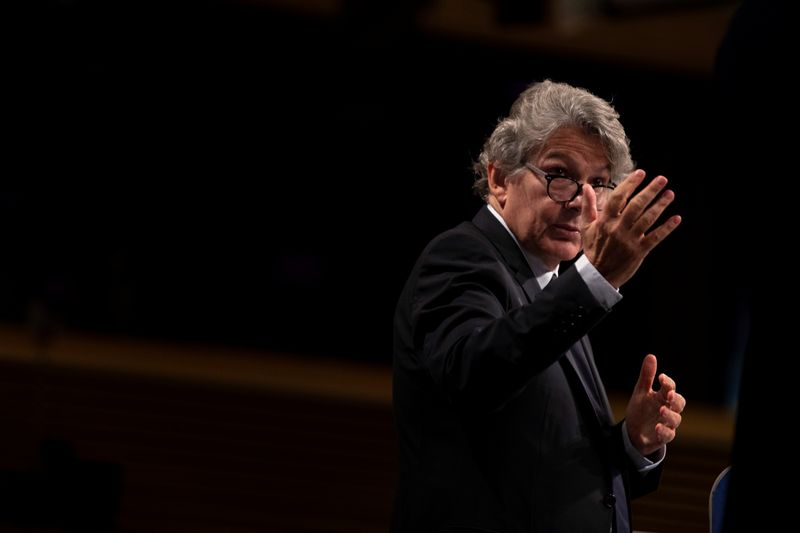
[523, 162, 617, 206]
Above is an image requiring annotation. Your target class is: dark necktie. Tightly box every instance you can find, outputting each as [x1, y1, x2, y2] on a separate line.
[548, 273, 630, 533]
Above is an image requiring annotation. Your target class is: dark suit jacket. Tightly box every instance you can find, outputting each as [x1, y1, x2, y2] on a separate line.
[391, 206, 660, 533]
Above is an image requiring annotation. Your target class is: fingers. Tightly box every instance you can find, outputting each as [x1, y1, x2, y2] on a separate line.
[659, 405, 682, 430]
[583, 169, 680, 288]
[632, 188, 675, 236]
[658, 373, 676, 396]
[655, 393, 686, 444]
[636, 354, 658, 393]
[620, 175, 669, 225]
[657, 373, 685, 407]
[641, 215, 682, 253]
[655, 423, 676, 445]
[658, 374, 684, 441]
[667, 391, 686, 414]
[579, 183, 598, 228]
[654, 393, 684, 445]
[604, 169, 646, 215]
[610, 172, 679, 247]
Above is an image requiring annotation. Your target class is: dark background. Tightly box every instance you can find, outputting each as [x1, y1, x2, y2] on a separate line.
[5, 0, 741, 404]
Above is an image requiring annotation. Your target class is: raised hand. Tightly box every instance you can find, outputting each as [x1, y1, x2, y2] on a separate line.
[625, 354, 686, 457]
[580, 169, 681, 288]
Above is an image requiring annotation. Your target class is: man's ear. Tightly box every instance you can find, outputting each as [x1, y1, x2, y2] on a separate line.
[487, 163, 508, 206]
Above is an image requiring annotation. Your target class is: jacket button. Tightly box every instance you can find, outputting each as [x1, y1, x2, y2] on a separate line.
[603, 493, 616, 508]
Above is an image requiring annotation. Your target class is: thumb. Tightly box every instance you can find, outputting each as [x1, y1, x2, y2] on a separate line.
[636, 354, 658, 393]
[580, 183, 598, 229]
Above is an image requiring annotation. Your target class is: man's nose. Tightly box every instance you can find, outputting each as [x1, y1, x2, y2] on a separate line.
[564, 189, 585, 210]
[565, 185, 596, 211]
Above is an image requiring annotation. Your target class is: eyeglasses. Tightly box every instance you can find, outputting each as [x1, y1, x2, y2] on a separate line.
[524, 163, 616, 210]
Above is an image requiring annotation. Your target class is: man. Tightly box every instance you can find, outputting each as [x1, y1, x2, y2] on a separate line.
[392, 80, 686, 533]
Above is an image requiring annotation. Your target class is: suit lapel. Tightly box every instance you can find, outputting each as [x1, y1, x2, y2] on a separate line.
[580, 337, 615, 419]
[565, 341, 614, 426]
[471, 206, 540, 303]
[472, 206, 615, 425]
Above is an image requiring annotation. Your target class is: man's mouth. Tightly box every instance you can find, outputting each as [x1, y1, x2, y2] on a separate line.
[552, 223, 580, 233]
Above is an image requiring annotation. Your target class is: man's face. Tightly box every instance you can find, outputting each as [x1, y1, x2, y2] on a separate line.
[499, 126, 611, 269]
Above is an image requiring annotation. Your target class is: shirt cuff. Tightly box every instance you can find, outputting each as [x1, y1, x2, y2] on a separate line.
[574, 254, 622, 310]
[621, 420, 665, 473]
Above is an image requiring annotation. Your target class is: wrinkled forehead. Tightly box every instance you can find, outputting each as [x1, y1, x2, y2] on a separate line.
[534, 126, 610, 171]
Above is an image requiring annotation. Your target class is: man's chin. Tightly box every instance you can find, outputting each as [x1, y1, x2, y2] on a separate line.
[545, 240, 580, 260]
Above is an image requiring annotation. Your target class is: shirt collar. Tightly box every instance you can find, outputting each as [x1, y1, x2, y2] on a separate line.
[486, 204, 558, 289]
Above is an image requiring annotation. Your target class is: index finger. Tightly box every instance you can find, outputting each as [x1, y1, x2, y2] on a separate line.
[657, 373, 676, 403]
[659, 373, 676, 392]
[603, 169, 645, 215]
[620, 175, 669, 227]
[579, 183, 598, 228]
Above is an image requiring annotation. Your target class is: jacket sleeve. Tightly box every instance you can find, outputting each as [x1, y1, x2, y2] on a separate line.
[603, 422, 663, 500]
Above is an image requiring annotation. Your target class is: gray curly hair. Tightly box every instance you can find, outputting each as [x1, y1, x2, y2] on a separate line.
[473, 80, 634, 200]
